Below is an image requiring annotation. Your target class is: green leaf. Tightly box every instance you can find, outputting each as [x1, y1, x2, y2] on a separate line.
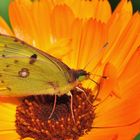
[134, 133, 140, 140]
[0, 0, 10, 26]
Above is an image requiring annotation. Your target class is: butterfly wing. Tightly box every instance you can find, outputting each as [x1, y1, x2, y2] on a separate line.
[0, 34, 75, 97]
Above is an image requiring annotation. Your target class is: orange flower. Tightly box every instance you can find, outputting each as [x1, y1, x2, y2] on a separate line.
[0, 0, 140, 140]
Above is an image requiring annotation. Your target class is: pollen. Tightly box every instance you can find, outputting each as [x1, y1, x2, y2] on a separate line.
[16, 88, 95, 140]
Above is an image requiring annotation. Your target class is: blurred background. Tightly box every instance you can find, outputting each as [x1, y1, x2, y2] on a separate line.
[0, 0, 140, 139]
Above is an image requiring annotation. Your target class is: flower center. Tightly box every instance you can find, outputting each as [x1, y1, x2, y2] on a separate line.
[16, 88, 95, 140]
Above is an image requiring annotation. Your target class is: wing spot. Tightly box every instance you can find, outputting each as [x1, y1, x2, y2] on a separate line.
[7, 87, 11, 91]
[14, 60, 19, 63]
[2, 54, 6, 57]
[0, 80, 4, 83]
[29, 54, 37, 64]
[3, 69, 8, 72]
[18, 68, 30, 78]
[6, 64, 10, 67]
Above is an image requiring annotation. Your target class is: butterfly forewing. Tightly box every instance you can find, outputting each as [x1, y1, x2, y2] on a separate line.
[0, 34, 75, 96]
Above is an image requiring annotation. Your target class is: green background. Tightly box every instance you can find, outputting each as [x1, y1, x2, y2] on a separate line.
[0, 0, 140, 139]
[0, 0, 10, 26]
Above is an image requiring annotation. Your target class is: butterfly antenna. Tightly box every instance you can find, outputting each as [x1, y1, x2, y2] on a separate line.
[48, 95, 57, 119]
[88, 73, 108, 101]
[90, 73, 108, 79]
[83, 42, 108, 70]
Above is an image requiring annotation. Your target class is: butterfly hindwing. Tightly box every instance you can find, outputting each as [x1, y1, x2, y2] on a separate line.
[0, 34, 75, 97]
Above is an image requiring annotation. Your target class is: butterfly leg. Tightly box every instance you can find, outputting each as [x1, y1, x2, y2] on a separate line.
[76, 87, 94, 107]
[48, 95, 57, 119]
[67, 91, 75, 123]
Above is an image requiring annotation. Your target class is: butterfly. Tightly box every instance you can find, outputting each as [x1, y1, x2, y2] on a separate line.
[0, 34, 90, 96]
[0, 34, 91, 121]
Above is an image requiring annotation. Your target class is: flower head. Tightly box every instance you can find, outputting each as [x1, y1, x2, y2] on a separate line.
[0, 0, 140, 140]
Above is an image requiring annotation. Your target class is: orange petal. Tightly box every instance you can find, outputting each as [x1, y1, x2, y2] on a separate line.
[90, 48, 140, 139]
[107, 0, 132, 43]
[63, 18, 83, 68]
[0, 132, 19, 139]
[55, 0, 111, 21]
[102, 12, 140, 74]
[118, 47, 140, 99]
[9, 0, 74, 58]
[9, 0, 52, 50]
[0, 98, 20, 138]
[95, 0, 112, 23]
[80, 119, 140, 140]
[0, 97, 20, 105]
[102, 0, 133, 64]
[0, 17, 13, 35]
[91, 88, 140, 139]
[0, 103, 16, 131]
[51, 4, 74, 39]
[119, 47, 140, 84]
[98, 63, 119, 99]
[64, 19, 108, 71]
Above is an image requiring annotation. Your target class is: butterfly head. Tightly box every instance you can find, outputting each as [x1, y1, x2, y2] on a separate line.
[73, 69, 90, 82]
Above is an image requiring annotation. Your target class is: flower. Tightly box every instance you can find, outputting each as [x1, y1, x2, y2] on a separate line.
[0, 0, 140, 140]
